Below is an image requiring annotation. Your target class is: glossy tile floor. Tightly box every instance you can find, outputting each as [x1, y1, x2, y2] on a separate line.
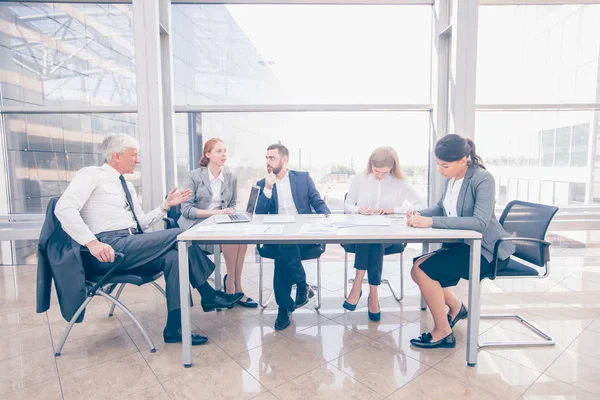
[1, 245, 600, 400]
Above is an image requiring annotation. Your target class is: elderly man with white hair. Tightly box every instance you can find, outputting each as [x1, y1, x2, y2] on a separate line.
[55, 133, 242, 346]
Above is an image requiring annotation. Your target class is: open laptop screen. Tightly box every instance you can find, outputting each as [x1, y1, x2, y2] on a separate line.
[246, 186, 260, 215]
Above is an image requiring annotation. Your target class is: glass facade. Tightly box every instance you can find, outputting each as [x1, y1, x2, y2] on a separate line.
[477, 5, 600, 208]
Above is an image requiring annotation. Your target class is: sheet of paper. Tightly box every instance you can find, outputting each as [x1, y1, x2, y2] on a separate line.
[246, 225, 284, 235]
[196, 224, 249, 233]
[328, 215, 392, 228]
[298, 223, 338, 235]
[262, 215, 296, 223]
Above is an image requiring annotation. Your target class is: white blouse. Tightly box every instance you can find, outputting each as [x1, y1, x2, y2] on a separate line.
[442, 177, 464, 218]
[208, 169, 224, 210]
[344, 173, 426, 214]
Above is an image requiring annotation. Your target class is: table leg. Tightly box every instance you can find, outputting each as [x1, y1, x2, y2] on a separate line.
[466, 239, 481, 367]
[214, 244, 222, 290]
[178, 241, 192, 368]
[420, 243, 429, 311]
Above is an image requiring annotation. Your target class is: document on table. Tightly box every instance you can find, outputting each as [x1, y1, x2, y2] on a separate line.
[246, 225, 284, 235]
[328, 215, 392, 228]
[196, 224, 249, 233]
[262, 215, 296, 223]
[298, 223, 338, 235]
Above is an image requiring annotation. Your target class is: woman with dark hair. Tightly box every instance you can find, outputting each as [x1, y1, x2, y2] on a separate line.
[179, 138, 256, 308]
[406, 134, 515, 349]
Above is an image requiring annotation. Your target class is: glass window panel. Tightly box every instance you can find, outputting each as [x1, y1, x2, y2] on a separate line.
[476, 111, 599, 206]
[571, 123, 590, 167]
[172, 5, 432, 105]
[0, 2, 136, 107]
[541, 181, 554, 205]
[554, 127, 571, 167]
[478, 5, 600, 104]
[569, 182, 586, 204]
[528, 180, 541, 203]
[554, 181, 569, 206]
[200, 112, 429, 211]
[518, 179, 528, 200]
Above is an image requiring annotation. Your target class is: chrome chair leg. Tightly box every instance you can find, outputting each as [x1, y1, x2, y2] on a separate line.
[381, 255, 404, 302]
[97, 290, 156, 353]
[259, 257, 273, 308]
[315, 258, 322, 310]
[108, 283, 126, 317]
[344, 251, 350, 299]
[55, 296, 94, 356]
[478, 314, 555, 348]
[150, 281, 167, 298]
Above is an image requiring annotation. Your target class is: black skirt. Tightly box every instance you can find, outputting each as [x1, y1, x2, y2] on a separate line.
[413, 244, 509, 288]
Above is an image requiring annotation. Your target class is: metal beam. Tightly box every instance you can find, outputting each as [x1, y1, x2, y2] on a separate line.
[480, 0, 600, 5]
[171, 0, 433, 4]
[0, 106, 137, 114]
[133, 0, 167, 213]
[174, 104, 433, 113]
[12, 0, 131, 3]
[476, 104, 600, 111]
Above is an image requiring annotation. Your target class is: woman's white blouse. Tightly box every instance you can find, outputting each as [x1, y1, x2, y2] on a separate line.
[442, 177, 464, 218]
[344, 173, 427, 214]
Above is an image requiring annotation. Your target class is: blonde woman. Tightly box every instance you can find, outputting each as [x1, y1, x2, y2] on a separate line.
[342, 146, 426, 320]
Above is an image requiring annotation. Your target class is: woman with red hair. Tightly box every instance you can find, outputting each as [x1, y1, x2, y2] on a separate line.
[179, 138, 256, 308]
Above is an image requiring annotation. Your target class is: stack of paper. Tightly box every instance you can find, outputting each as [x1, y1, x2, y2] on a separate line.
[328, 216, 392, 228]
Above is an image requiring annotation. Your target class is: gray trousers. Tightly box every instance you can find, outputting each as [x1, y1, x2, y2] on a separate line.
[94, 228, 214, 312]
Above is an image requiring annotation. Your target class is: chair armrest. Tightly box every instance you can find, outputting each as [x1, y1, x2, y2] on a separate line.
[163, 217, 176, 229]
[81, 249, 126, 296]
[491, 237, 551, 279]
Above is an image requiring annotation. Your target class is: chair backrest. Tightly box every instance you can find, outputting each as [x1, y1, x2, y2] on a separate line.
[499, 200, 558, 266]
[163, 203, 181, 229]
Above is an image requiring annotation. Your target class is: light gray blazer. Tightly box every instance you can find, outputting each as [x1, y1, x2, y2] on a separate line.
[178, 166, 238, 231]
[419, 164, 516, 263]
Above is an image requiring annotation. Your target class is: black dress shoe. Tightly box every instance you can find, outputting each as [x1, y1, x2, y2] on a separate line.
[294, 284, 315, 309]
[238, 296, 258, 308]
[274, 308, 292, 331]
[447, 303, 468, 328]
[163, 328, 208, 346]
[410, 332, 456, 349]
[201, 291, 244, 312]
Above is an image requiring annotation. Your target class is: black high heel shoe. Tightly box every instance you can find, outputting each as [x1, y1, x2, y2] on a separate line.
[368, 298, 381, 322]
[224, 274, 258, 308]
[223, 274, 234, 309]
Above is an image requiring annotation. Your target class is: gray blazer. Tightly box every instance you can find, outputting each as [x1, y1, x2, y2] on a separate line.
[178, 166, 238, 231]
[419, 164, 515, 263]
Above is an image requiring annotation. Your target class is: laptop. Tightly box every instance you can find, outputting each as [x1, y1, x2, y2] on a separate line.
[214, 185, 260, 224]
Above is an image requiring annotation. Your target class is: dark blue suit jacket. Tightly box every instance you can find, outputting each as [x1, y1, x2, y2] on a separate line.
[256, 170, 330, 215]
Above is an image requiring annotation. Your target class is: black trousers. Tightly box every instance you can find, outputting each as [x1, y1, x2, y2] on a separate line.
[93, 228, 214, 312]
[262, 244, 317, 311]
[343, 243, 392, 286]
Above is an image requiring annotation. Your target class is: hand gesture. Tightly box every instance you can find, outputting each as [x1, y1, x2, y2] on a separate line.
[86, 240, 115, 263]
[265, 173, 277, 190]
[375, 208, 393, 215]
[358, 206, 373, 215]
[407, 214, 433, 228]
[165, 187, 192, 207]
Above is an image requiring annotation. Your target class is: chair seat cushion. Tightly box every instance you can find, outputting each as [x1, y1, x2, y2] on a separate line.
[87, 270, 164, 286]
[496, 258, 540, 277]
[341, 243, 406, 255]
[258, 244, 325, 260]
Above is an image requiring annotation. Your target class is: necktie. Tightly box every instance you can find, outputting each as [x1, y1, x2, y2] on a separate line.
[119, 175, 143, 233]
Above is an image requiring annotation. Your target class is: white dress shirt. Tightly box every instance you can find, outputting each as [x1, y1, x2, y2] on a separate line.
[344, 173, 426, 214]
[55, 163, 166, 245]
[263, 171, 299, 215]
[442, 177, 464, 218]
[208, 168, 225, 210]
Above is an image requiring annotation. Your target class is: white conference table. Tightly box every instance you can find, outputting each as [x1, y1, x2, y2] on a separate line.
[177, 214, 482, 368]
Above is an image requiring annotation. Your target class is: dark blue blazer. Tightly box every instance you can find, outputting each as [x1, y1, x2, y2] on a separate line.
[256, 170, 330, 215]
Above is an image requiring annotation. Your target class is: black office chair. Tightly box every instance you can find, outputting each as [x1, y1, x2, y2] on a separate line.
[256, 243, 326, 310]
[478, 200, 559, 348]
[55, 249, 166, 356]
[163, 204, 181, 229]
[341, 193, 406, 301]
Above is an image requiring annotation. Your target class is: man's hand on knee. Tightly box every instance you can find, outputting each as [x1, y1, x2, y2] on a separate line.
[86, 240, 116, 263]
